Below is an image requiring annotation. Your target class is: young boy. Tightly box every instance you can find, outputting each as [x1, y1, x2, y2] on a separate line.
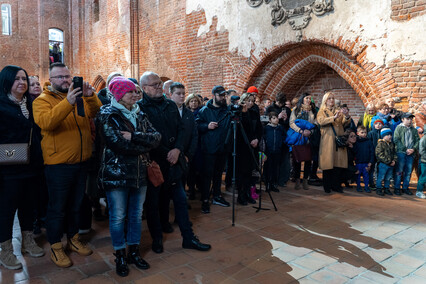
[416, 133, 426, 199]
[353, 126, 375, 192]
[375, 128, 397, 196]
[393, 112, 420, 195]
[367, 119, 384, 189]
[263, 112, 285, 192]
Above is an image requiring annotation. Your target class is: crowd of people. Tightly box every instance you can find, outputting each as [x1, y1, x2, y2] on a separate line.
[0, 63, 425, 277]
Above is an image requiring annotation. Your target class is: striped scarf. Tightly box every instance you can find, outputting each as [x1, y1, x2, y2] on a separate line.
[8, 94, 29, 119]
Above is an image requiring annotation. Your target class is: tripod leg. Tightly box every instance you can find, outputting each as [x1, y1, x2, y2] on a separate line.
[267, 191, 278, 211]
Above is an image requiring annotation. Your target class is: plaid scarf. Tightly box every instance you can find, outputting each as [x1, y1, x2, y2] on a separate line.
[8, 94, 29, 119]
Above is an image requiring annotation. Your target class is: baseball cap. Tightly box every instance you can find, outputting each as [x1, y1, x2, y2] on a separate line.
[212, 85, 227, 95]
[401, 112, 415, 119]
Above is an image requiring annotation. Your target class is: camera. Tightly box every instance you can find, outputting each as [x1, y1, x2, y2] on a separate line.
[230, 104, 243, 117]
[72, 76, 83, 97]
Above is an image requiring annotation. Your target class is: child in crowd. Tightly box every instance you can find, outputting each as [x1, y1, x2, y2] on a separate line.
[393, 112, 420, 195]
[416, 133, 426, 199]
[367, 119, 384, 189]
[375, 128, 397, 196]
[263, 112, 286, 192]
[353, 126, 374, 192]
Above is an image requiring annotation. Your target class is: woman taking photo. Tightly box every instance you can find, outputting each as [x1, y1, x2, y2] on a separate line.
[289, 93, 317, 190]
[236, 93, 262, 205]
[97, 77, 161, 277]
[317, 92, 351, 193]
[0, 65, 45, 270]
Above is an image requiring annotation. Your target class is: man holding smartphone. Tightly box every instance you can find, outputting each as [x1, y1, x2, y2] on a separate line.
[33, 63, 102, 268]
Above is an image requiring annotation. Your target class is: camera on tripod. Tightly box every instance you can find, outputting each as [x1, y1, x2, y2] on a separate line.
[230, 104, 243, 117]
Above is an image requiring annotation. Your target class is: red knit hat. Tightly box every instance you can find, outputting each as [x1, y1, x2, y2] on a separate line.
[109, 76, 136, 101]
[374, 119, 384, 125]
[247, 86, 258, 94]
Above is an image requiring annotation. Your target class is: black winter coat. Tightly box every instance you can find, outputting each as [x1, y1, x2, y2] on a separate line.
[181, 106, 198, 161]
[353, 137, 374, 164]
[97, 105, 161, 190]
[0, 94, 43, 179]
[137, 94, 185, 182]
[196, 100, 231, 154]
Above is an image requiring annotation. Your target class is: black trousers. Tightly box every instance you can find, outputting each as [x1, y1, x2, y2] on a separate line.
[0, 175, 38, 242]
[201, 153, 227, 201]
[264, 153, 281, 184]
[293, 159, 311, 180]
[323, 167, 344, 192]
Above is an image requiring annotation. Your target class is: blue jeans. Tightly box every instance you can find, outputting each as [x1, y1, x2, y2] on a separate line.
[417, 162, 426, 193]
[106, 186, 147, 250]
[376, 163, 394, 189]
[45, 163, 88, 244]
[356, 163, 370, 190]
[146, 181, 193, 241]
[395, 153, 414, 190]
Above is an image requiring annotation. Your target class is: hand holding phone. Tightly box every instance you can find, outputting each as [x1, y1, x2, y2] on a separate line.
[72, 76, 83, 97]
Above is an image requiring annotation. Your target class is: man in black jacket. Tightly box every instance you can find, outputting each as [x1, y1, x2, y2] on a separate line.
[138, 72, 210, 253]
[196, 86, 232, 213]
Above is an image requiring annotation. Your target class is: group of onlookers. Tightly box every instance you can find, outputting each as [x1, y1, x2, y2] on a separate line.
[1, 62, 425, 278]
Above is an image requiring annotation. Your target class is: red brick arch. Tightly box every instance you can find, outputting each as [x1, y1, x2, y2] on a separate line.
[92, 75, 106, 92]
[239, 41, 392, 105]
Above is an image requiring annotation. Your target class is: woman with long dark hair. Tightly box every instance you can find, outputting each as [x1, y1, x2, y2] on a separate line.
[289, 93, 317, 190]
[0, 65, 45, 270]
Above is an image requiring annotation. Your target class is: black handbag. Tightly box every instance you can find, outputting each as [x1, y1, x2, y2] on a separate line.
[330, 124, 347, 149]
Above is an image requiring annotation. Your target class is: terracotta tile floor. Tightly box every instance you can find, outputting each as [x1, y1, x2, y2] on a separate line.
[1, 183, 426, 283]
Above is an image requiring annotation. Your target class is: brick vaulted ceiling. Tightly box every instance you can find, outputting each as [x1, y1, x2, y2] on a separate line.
[279, 62, 328, 98]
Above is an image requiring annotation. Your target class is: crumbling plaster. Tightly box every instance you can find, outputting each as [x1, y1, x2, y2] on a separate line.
[186, 0, 425, 66]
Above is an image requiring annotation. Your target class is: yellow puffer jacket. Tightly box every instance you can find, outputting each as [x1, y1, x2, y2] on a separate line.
[33, 83, 102, 165]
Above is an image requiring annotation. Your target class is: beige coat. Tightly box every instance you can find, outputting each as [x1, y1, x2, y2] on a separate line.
[317, 108, 350, 170]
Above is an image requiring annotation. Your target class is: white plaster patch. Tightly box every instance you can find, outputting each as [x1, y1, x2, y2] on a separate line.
[186, 0, 426, 65]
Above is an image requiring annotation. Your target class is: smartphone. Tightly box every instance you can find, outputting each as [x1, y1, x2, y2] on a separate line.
[72, 76, 83, 97]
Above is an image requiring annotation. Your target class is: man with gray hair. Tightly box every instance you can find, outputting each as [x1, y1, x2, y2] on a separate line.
[162, 79, 173, 99]
[138, 71, 211, 253]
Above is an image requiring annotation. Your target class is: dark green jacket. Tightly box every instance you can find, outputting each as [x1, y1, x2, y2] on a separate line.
[393, 124, 420, 153]
[375, 139, 397, 166]
[420, 136, 426, 163]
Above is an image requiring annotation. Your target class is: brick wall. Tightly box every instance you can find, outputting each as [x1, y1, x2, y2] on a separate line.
[0, 0, 70, 83]
[299, 67, 364, 122]
[391, 0, 426, 21]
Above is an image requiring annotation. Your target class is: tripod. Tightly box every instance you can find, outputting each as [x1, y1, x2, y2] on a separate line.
[225, 110, 277, 226]
[253, 153, 278, 212]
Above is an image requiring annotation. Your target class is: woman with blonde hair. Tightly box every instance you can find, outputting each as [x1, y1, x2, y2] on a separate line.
[317, 91, 351, 193]
[184, 93, 202, 114]
[357, 103, 376, 132]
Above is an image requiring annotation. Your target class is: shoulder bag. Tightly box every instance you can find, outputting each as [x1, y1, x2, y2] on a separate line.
[0, 128, 33, 165]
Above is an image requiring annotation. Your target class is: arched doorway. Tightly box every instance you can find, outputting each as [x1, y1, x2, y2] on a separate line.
[242, 42, 388, 120]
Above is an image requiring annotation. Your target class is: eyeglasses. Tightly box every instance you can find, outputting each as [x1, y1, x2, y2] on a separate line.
[145, 82, 163, 88]
[50, 75, 71, 80]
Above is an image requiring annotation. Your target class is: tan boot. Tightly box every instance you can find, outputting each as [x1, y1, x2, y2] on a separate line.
[22, 231, 45, 257]
[0, 239, 22, 270]
[67, 234, 92, 256]
[294, 179, 301, 190]
[50, 242, 72, 268]
[302, 179, 309, 190]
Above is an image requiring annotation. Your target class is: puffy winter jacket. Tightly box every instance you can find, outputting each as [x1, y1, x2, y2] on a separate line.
[375, 139, 397, 166]
[97, 105, 161, 190]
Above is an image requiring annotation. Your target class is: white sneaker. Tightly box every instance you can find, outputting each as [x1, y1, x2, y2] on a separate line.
[416, 192, 426, 199]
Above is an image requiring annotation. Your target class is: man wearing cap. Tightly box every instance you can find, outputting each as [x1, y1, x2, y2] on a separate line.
[138, 72, 210, 253]
[247, 86, 261, 114]
[196, 85, 232, 213]
[33, 62, 102, 267]
[393, 112, 420, 195]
